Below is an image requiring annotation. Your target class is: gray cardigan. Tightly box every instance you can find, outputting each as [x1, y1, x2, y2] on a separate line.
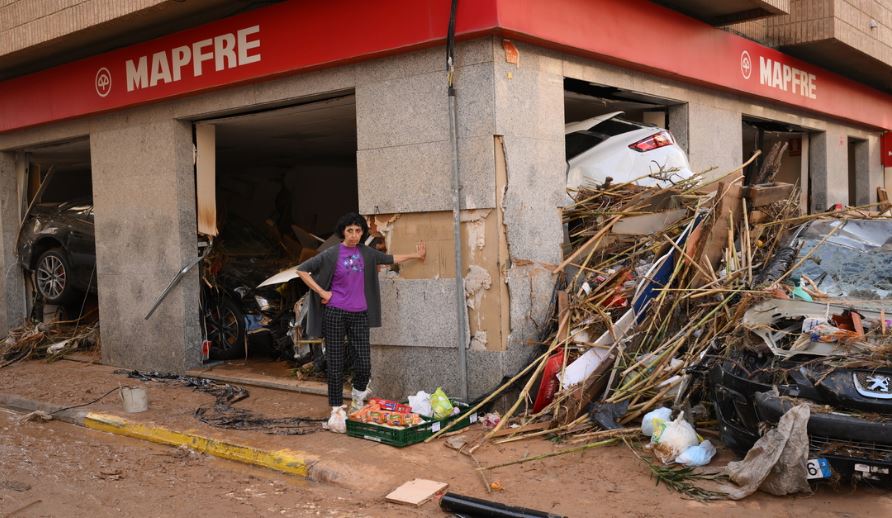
[296, 244, 394, 338]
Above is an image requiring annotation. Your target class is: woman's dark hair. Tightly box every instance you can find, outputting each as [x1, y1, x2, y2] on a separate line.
[335, 212, 369, 240]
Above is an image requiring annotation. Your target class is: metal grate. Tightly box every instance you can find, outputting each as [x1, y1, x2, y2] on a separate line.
[810, 435, 892, 463]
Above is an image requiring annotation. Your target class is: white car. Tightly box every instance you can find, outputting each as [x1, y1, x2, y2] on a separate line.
[565, 111, 694, 194]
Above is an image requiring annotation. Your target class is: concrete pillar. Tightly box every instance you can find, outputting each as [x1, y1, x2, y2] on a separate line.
[852, 138, 870, 206]
[491, 43, 566, 380]
[809, 128, 849, 212]
[0, 152, 26, 334]
[668, 104, 689, 154]
[809, 131, 828, 212]
[91, 118, 201, 373]
[354, 40, 500, 399]
[687, 104, 741, 180]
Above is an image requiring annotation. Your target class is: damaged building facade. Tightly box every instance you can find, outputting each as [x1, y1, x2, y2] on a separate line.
[1, 0, 891, 399]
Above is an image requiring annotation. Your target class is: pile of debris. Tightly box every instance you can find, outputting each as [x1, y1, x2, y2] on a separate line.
[430, 154, 892, 497]
[1, 318, 99, 368]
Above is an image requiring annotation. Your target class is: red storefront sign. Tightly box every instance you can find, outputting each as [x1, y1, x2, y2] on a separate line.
[883, 133, 892, 168]
[1, 0, 890, 134]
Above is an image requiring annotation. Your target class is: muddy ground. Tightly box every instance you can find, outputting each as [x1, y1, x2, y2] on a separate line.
[1, 358, 890, 517]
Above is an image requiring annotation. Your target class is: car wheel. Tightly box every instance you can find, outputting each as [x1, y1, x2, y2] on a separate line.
[207, 296, 247, 361]
[35, 248, 77, 305]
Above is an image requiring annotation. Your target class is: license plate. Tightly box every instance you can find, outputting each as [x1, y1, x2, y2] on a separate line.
[806, 458, 832, 479]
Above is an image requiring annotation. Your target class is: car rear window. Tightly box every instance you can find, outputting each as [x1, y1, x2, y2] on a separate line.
[565, 119, 645, 160]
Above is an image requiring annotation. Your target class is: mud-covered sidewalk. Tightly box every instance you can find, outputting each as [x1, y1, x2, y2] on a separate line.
[2, 357, 890, 517]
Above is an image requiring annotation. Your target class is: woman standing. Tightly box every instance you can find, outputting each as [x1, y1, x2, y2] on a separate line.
[296, 212, 425, 433]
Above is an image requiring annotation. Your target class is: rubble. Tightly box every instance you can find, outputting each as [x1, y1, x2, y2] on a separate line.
[429, 151, 892, 496]
[0, 319, 99, 368]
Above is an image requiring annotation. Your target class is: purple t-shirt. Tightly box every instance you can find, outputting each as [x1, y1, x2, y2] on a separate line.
[327, 244, 367, 312]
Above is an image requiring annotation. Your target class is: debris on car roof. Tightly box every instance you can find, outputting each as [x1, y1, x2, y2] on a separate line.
[428, 151, 892, 497]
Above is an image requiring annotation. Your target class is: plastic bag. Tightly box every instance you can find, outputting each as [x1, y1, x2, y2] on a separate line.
[430, 387, 454, 420]
[641, 407, 672, 437]
[675, 440, 717, 467]
[408, 390, 433, 418]
[651, 411, 698, 464]
[325, 406, 346, 434]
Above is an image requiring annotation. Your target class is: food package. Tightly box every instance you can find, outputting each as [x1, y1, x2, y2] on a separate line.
[348, 401, 422, 428]
[369, 398, 413, 414]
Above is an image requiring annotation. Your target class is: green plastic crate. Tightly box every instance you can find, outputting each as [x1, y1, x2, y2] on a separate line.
[346, 402, 476, 447]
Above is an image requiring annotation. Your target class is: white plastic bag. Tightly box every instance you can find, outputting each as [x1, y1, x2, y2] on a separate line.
[641, 407, 672, 437]
[408, 390, 433, 418]
[651, 411, 699, 464]
[676, 440, 717, 467]
[325, 406, 346, 434]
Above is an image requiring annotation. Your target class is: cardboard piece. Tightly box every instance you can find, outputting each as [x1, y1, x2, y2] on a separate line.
[612, 208, 687, 235]
[385, 479, 449, 507]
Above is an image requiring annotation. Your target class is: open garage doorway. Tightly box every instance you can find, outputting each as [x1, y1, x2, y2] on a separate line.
[563, 78, 691, 189]
[741, 117, 809, 212]
[190, 94, 358, 391]
[11, 137, 100, 359]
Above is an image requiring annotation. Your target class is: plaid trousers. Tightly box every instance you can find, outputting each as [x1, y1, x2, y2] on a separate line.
[322, 306, 371, 407]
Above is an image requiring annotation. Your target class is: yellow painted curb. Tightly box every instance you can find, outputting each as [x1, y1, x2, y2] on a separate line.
[84, 412, 316, 477]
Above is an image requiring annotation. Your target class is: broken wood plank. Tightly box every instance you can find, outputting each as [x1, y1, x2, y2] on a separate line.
[878, 187, 891, 213]
[385, 479, 448, 507]
[745, 182, 795, 207]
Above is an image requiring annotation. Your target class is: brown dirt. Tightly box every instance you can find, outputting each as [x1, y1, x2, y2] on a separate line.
[2, 358, 891, 517]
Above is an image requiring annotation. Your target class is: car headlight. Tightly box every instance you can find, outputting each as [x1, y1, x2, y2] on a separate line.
[254, 295, 272, 311]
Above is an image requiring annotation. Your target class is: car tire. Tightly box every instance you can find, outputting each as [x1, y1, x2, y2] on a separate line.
[34, 248, 78, 305]
[207, 296, 247, 361]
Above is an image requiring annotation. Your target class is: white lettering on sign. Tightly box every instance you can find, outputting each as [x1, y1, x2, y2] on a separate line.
[758, 57, 816, 99]
[125, 25, 261, 92]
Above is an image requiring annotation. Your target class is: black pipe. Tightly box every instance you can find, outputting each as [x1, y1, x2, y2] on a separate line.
[439, 492, 565, 518]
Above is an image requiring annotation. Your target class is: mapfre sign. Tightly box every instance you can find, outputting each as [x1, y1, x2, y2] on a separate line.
[123, 25, 261, 93]
[741, 50, 817, 100]
[1, 0, 890, 133]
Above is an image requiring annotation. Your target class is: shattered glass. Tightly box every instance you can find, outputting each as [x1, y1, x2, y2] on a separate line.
[792, 219, 892, 300]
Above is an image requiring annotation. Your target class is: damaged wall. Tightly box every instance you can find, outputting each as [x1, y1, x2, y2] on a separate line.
[369, 208, 508, 353]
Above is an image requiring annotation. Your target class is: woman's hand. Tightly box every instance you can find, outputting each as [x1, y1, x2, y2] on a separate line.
[415, 241, 427, 261]
[320, 290, 332, 304]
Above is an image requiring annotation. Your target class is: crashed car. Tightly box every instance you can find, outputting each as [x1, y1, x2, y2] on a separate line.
[17, 199, 97, 305]
[708, 218, 892, 483]
[564, 111, 694, 194]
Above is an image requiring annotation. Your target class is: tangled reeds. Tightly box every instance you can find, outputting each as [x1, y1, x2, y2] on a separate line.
[0, 317, 99, 368]
[431, 153, 892, 451]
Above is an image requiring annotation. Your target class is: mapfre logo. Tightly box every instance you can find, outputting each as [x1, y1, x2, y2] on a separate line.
[740, 51, 752, 80]
[95, 67, 112, 97]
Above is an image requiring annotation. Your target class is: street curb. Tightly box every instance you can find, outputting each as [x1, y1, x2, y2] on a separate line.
[0, 393, 346, 485]
[83, 412, 320, 477]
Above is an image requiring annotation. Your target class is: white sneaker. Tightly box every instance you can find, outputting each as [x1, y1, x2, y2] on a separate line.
[350, 387, 371, 413]
[325, 406, 347, 434]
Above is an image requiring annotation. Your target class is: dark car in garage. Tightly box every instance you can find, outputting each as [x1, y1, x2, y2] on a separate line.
[17, 199, 97, 305]
[17, 200, 303, 362]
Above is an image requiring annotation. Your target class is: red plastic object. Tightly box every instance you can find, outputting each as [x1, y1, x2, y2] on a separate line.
[532, 349, 564, 413]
